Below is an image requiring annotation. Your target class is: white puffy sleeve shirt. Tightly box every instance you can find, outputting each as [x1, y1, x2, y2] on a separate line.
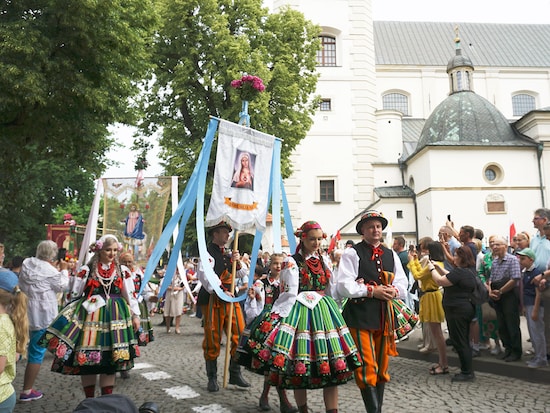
[197, 253, 248, 294]
[337, 247, 408, 299]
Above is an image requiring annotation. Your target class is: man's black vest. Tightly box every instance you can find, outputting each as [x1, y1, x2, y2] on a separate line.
[342, 241, 395, 330]
[196, 243, 231, 306]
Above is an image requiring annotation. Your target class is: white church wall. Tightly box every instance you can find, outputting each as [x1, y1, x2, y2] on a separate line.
[376, 66, 550, 120]
[376, 109, 403, 162]
[407, 147, 542, 241]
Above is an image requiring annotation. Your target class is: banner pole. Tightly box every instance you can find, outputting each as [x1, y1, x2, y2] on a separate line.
[222, 230, 240, 388]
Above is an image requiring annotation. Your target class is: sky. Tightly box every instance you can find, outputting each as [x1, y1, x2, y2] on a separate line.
[103, 0, 550, 178]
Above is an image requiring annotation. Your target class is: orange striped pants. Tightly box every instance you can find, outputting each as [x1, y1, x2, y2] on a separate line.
[349, 327, 395, 388]
[201, 296, 246, 361]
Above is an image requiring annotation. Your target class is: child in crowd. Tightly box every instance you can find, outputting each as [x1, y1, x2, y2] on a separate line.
[0, 270, 29, 412]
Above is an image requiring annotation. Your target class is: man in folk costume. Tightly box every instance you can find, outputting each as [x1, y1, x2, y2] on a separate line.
[337, 210, 408, 413]
[196, 221, 250, 392]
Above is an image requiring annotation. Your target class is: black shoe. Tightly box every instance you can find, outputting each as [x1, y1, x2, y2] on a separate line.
[139, 402, 159, 413]
[207, 378, 220, 392]
[451, 373, 475, 382]
[497, 349, 512, 360]
[504, 354, 521, 362]
[472, 349, 480, 358]
[445, 338, 452, 346]
[120, 370, 130, 379]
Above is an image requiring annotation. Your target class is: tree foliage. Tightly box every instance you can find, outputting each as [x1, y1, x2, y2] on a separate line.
[0, 0, 158, 256]
[140, 0, 321, 181]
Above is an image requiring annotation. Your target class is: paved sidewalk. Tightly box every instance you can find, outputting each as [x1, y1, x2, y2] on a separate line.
[397, 316, 550, 384]
[12, 313, 550, 413]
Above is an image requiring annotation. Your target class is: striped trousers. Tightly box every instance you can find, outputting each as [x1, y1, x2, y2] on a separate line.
[202, 296, 246, 361]
[349, 327, 395, 388]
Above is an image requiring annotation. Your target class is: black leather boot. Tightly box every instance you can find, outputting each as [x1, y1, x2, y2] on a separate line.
[229, 359, 250, 387]
[376, 383, 385, 412]
[205, 360, 219, 392]
[360, 386, 380, 413]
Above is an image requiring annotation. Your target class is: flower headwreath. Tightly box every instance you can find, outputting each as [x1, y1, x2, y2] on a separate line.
[89, 234, 123, 253]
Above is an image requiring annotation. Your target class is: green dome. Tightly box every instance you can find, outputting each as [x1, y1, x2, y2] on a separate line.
[416, 91, 522, 150]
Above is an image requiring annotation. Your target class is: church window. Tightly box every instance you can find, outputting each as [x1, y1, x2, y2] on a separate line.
[319, 99, 332, 111]
[316, 177, 339, 203]
[382, 93, 409, 116]
[317, 36, 337, 67]
[512, 93, 536, 116]
[319, 180, 335, 202]
[483, 163, 503, 185]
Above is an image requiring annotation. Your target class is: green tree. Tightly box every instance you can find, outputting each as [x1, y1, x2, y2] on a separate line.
[140, 0, 320, 180]
[140, 0, 320, 254]
[0, 0, 158, 256]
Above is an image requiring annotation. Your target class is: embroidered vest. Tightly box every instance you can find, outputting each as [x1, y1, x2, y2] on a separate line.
[342, 241, 395, 330]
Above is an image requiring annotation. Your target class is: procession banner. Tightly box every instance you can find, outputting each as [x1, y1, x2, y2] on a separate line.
[205, 119, 275, 232]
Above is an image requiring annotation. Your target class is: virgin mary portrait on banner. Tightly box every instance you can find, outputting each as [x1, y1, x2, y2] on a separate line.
[231, 150, 255, 190]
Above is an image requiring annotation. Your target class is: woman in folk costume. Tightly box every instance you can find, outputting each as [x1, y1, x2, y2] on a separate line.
[40, 235, 141, 398]
[238, 253, 298, 413]
[243, 221, 362, 413]
[119, 251, 154, 345]
[118, 252, 154, 379]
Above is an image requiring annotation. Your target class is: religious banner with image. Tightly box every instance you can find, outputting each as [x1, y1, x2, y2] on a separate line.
[205, 119, 275, 232]
[102, 177, 172, 264]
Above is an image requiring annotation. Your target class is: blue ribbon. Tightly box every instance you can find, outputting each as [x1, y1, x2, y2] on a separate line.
[140, 117, 295, 303]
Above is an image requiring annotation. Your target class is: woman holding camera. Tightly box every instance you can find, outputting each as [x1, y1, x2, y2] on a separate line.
[428, 245, 477, 382]
[164, 270, 185, 334]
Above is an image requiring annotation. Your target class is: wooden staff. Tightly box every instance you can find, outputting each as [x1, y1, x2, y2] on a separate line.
[222, 230, 240, 388]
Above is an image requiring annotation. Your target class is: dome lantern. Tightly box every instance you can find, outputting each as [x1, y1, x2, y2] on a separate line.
[447, 26, 474, 94]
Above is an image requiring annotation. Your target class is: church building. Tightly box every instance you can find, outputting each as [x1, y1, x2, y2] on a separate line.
[274, 0, 550, 245]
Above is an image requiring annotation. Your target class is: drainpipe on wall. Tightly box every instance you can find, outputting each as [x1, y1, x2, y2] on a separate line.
[399, 159, 419, 243]
[537, 143, 546, 207]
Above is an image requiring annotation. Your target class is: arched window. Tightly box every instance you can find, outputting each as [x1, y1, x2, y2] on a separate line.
[512, 93, 536, 116]
[317, 36, 336, 67]
[382, 92, 409, 116]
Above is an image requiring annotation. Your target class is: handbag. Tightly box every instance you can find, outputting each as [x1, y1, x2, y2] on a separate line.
[481, 301, 497, 322]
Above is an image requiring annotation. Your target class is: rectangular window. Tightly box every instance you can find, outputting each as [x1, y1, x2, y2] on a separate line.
[317, 36, 337, 67]
[319, 180, 335, 202]
[319, 99, 331, 111]
[396, 210, 403, 219]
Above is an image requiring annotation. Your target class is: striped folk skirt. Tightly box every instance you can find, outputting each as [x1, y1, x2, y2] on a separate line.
[237, 295, 362, 389]
[39, 296, 139, 375]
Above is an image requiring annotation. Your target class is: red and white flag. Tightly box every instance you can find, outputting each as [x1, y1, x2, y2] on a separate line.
[509, 219, 516, 245]
[327, 229, 341, 253]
